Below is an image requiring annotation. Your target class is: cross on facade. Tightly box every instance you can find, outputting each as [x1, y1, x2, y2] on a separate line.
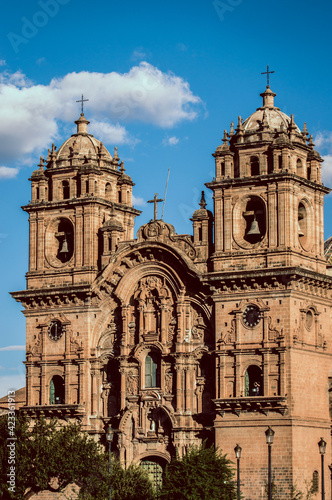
[76, 94, 89, 114]
[261, 65, 275, 87]
[147, 193, 164, 221]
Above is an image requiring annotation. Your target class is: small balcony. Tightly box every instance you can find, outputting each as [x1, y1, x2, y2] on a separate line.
[213, 396, 288, 417]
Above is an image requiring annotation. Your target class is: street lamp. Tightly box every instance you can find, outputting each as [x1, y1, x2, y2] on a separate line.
[106, 427, 114, 500]
[265, 426, 275, 500]
[234, 444, 242, 500]
[318, 437, 326, 500]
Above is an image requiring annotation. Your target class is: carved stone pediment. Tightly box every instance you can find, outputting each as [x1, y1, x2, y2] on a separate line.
[136, 220, 196, 260]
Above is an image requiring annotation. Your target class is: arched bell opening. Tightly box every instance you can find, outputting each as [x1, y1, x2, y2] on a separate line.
[296, 158, 303, 176]
[105, 182, 112, 200]
[298, 202, 307, 244]
[62, 180, 70, 200]
[49, 375, 65, 404]
[250, 156, 260, 176]
[55, 218, 74, 263]
[244, 365, 263, 397]
[243, 197, 266, 244]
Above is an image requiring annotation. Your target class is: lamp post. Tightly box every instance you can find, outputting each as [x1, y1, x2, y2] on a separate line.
[234, 444, 242, 500]
[318, 437, 326, 500]
[265, 426, 275, 500]
[106, 427, 114, 500]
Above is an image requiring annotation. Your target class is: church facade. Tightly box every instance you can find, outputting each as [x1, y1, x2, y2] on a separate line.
[12, 86, 332, 499]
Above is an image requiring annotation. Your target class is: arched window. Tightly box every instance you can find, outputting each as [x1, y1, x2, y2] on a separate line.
[307, 165, 311, 180]
[145, 352, 160, 388]
[312, 471, 319, 493]
[105, 183, 112, 200]
[250, 156, 260, 176]
[118, 190, 122, 203]
[62, 180, 70, 199]
[245, 366, 263, 396]
[36, 187, 40, 200]
[49, 375, 65, 404]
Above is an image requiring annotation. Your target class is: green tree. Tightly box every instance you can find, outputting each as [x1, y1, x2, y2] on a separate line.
[159, 442, 237, 500]
[0, 414, 154, 500]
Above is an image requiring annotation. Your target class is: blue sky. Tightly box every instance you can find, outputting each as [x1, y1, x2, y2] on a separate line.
[1, 0, 332, 397]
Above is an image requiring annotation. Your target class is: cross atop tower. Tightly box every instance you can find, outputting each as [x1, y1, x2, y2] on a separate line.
[261, 65, 275, 87]
[147, 193, 164, 221]
[76, 94, 89, 114]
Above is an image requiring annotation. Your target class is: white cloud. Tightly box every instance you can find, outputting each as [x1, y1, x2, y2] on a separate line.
[0, 345, 25, 352]
[315, 131, 332, 152]
[0, 63, 201, 165]
[0, 60, 6, 66]
[322, 154, 332, 186]
[132, 195, 146, 207]
[0, 166, 19, 179]
[89, 121, 139, 146]
[163, 136, 179, 146]
[36, 57, 46, 66]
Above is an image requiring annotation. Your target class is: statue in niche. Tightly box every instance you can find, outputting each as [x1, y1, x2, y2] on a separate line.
[127, 371, 138, 396]
[165, 372, 173, 394]
[191, 307, 206, 341]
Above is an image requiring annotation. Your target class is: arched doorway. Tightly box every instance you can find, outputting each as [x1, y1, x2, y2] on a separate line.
[140, 456, 166, 493]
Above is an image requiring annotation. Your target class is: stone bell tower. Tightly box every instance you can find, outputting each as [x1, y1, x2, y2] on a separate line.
[208, 86, 327, 274]
[206, 84, 332, 498]
[12, 113, 141, 410]
[25, 113, 140, 290]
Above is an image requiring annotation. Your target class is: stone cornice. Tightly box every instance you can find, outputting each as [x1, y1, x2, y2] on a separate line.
[10, 285, 98, 310]
[22, 197, 142, 216]
[205, 172, 330, 194]
[202, 267, 332, 299]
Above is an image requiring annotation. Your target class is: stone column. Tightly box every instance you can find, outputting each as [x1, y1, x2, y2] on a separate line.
[160, 303, 167, 344]
[224, 192, 232, 251]
[77, 360, 85, 405]
[120, 368, 126, 410]
[214, 193, 223, 252]
[63, 360, 71, 404]
[262, 352, 269, 397]
[268, 183, 277, 248]
[234, 355, 241, 397]
[175, 365, 182, 412]
[278, 186, 286, 246]
[29, 213, 37, 271]
[75, 206, 83, 268]
[36, 213, 45, 270]
[40, 362, 48, 405]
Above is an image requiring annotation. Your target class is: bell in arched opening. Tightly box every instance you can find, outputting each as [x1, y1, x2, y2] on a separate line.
[247, 216, 260, 236]
[298, 220, 304, 237]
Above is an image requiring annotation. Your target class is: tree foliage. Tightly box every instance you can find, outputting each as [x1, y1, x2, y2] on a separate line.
[159, 442, 237, 500]
[0, 414, 154, 500]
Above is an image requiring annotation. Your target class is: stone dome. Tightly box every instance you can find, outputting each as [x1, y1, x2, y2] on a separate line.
[242, 87, 301, 134]
[56, 114, 113, 160]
